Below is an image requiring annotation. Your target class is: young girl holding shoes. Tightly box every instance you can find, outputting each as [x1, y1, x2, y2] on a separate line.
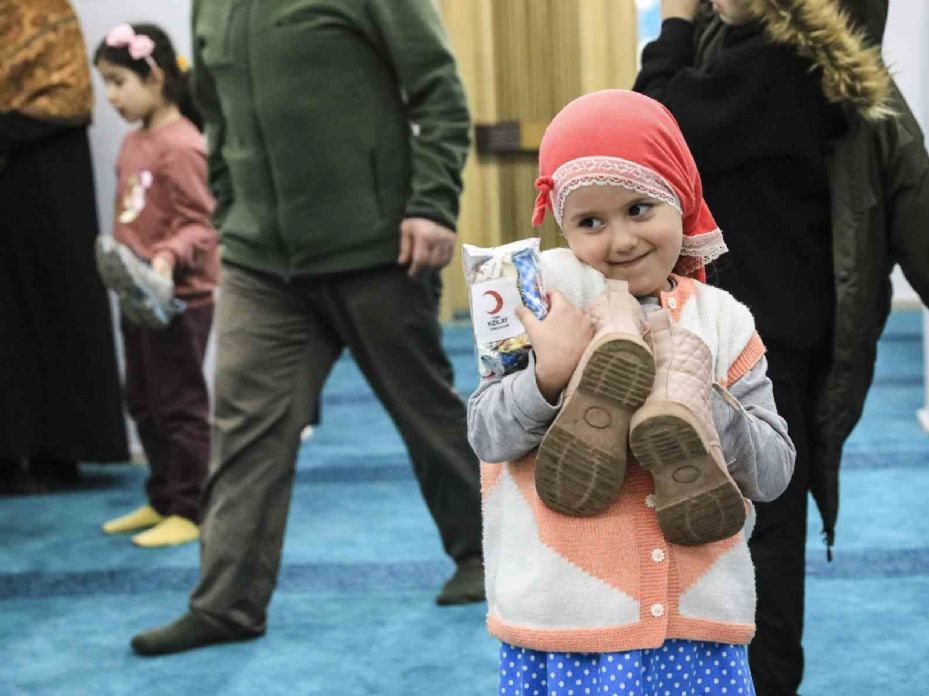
[468, 89, 795, 695]
[94, 24, 219, 547]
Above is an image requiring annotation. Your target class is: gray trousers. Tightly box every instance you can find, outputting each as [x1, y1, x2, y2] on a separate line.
[189, 262, 482, 633]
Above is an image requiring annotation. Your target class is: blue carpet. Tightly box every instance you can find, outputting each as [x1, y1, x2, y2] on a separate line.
[1, 311, 928, 695]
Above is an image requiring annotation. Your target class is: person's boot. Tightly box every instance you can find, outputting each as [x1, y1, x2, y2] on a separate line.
[535, 280, 654, 516]
[131, 611, 260, 656]
[435, 556, 485, 606]
[629, 310, 745, 546]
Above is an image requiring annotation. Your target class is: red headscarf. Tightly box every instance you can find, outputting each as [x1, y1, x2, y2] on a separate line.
[532, 90, 726, 281]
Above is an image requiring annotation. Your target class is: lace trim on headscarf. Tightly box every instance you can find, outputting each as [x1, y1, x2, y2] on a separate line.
[551, 157, 682, 226]
[675, 228, 728, 276]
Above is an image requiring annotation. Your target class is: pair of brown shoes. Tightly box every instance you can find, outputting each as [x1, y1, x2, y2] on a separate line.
[534, 280, 745, 546]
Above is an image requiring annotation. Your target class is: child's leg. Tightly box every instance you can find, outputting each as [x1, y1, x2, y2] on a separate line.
[122, 304, 212, 547]
[140, 303, 213, 523]
[124, 320, 174, 511]
[101, 319, 170, 534]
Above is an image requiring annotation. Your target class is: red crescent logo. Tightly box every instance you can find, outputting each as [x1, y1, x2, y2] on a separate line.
[483, 290, 504, 315]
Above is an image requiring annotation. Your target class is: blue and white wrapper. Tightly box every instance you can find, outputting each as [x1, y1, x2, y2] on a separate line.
[462, 238, 548, 379]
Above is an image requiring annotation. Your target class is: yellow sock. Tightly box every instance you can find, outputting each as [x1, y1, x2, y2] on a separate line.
[102, 505, 164, 534]
[132, 516, 199, 548]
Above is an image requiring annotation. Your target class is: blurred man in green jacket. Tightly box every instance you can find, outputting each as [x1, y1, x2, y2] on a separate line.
[131, 0, 483, 655]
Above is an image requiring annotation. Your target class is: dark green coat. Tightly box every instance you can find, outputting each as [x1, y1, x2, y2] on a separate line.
[190, 0, 470, 277]
[815, 88, 929, 547]
[695, 9, 929, 547]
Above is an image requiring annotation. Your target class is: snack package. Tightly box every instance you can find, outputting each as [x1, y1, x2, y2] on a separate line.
[462, 238, 548, 378]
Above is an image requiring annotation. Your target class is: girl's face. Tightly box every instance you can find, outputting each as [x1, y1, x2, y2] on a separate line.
[711, 0, 754, 26]
[97, 59, 163, 124]
[562, 184, 683, 297]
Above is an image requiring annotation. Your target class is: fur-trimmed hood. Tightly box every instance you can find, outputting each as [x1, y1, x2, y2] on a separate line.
[746, 0, 892, 120]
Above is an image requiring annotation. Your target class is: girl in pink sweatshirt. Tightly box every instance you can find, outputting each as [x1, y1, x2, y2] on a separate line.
[94, 23, 219, 548]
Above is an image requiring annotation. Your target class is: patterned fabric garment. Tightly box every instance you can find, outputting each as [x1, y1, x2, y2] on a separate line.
[0, 0, 93, 122]
[498, 640, 755, 696]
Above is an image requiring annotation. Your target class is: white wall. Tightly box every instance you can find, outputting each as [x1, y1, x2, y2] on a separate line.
[883, 1, 929, 307]
[882, 1, 929, 430]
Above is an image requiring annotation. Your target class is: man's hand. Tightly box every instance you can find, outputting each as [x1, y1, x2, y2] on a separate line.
[398, 217, 457, 277]
[515, 291, 594, 405]
[152, 252, 174, 280]
[661, 0, 700, 21]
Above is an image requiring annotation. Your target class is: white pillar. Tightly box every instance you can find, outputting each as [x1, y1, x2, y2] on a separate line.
[884, 2, 929, 432]
[921, 311, 929, 433]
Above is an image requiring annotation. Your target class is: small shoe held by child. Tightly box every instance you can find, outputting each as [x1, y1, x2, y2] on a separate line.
[94, 235, 186, 329]
[131, 515, 199, 548]
[534, 279, 654, 516]
[629, 310, 746, 546]
[102, 504, 164, 534]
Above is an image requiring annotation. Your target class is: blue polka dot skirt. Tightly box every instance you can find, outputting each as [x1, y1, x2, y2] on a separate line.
[498, 639, 755, 696]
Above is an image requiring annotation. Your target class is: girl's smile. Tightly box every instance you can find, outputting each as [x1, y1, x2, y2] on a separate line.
[607, 251, 651, 268]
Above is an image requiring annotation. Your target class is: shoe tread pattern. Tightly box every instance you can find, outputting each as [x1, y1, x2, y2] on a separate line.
[630, 413, 745, 545]
[536, 338, 655, 517]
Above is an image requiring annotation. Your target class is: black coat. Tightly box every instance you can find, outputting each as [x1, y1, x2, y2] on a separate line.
[635, 9, 929, 547]
[634, 18, 844, 349]
[0, 122, 129, 462]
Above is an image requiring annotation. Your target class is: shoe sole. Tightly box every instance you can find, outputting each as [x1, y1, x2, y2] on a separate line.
[630, 402, 745, 545]
[132, 532, 200, 548]
[95, 238, 175, 328]
[535, 335, 654, 517]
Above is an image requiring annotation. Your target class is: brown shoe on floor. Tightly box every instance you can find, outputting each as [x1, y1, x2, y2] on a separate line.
[535, 280, 654, 517]
[629, 310, 745, 546]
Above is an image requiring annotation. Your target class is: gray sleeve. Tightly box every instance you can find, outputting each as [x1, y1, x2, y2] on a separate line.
[467, 354, 562, 463]
[711, 356, 796, 502]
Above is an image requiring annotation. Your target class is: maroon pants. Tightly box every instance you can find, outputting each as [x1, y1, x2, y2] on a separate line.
[122, 303, 213, 522]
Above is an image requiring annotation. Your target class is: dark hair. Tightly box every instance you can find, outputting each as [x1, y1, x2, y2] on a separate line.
[94, 23, 203, 131]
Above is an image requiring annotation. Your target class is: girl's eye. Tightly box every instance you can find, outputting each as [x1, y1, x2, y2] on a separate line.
[578, 216, 603, 229]
[629, 202, 653, 218]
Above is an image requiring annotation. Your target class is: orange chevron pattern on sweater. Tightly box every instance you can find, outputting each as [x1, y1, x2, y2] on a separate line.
[479, 278, 764, 653]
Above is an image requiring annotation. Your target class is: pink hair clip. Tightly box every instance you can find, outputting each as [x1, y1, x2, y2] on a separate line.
[106, 23, 158, 71]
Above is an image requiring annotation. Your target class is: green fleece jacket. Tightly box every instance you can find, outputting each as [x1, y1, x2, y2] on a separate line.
[191, 0, 470, 276]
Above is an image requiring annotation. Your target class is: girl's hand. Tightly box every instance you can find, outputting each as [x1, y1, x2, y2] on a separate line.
[515, 291, 594, 404]
[661, 0, 701, 21]
[152, 253, 174, 279]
